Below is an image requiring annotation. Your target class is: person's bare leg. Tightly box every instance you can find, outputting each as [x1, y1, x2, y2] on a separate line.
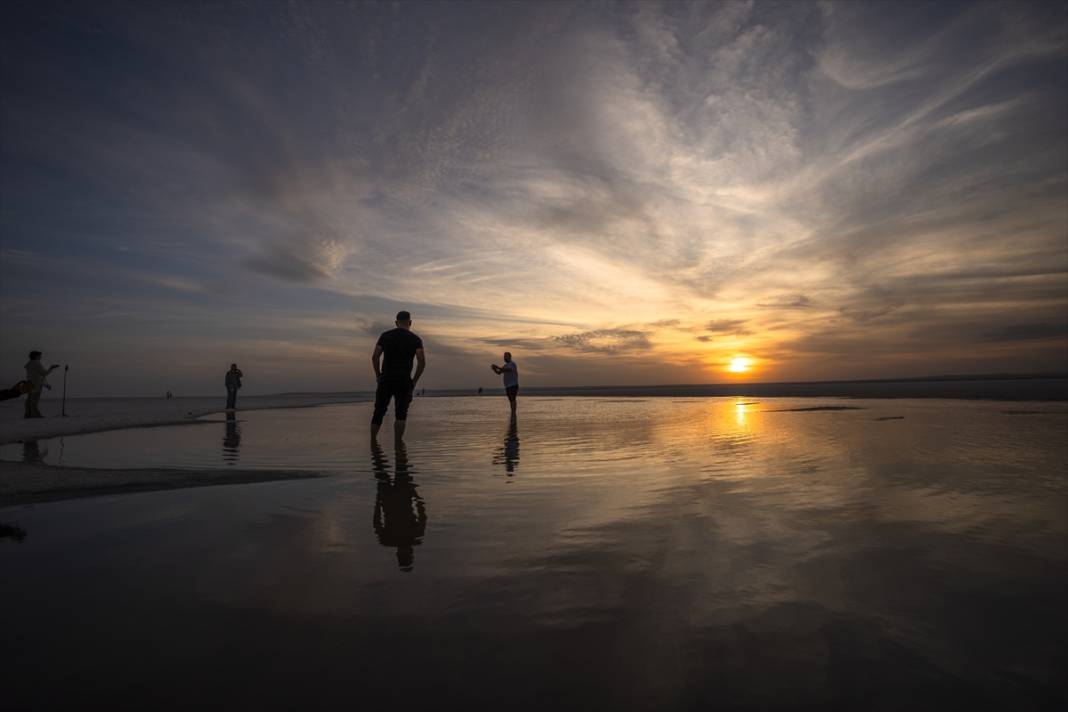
[371, 422, 381, 440]
[394, 419, 407, 441]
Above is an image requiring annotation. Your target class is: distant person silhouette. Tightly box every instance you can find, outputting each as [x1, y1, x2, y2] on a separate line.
[371, 310, 426, 441]
[371, 442, 427, 572]
[491, 352, 519, 417]
[225, 363, 243, 411]
[23, 351, 59, 419]
[492, 419, 520, 475]
[223, 412, 241, 463]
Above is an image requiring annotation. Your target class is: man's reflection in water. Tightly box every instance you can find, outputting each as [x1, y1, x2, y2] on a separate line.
[371, 442, 427, 572]
[223, 412, 241, 464]
[492, 418, 520, 475]
[22, 440, 43, 463]
[0, 522, 28, 542]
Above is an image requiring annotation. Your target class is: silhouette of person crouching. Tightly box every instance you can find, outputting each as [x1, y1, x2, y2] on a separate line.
[371, 442, 427, 572]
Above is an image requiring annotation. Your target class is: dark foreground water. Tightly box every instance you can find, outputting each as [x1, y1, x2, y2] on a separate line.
[2, 397, 1066, 710]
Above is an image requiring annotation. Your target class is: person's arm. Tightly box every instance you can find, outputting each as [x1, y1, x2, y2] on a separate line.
[371, 345, 384, 381]
[411, 348, 426, 387]
[47, 364, 60, 373]
[491, 364, 501, 374]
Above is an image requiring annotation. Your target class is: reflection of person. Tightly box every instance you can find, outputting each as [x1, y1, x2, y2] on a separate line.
[0, 522, 28, 542]
[223, 412, 241, 463]
[24, 351, 60, 419]
[371, 311, 426, 442]
[492, 419, 520, 475]
[491, 352, 519, 417]
[22, 439, 43, 463]
[371, 442, 427, 572]
[225, 364, 243, 411]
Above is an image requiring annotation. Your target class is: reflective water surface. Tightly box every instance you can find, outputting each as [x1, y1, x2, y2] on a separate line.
[2, 397, 1066, 710]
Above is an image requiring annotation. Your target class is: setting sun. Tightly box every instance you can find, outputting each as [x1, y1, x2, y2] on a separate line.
[728, 356, 753, 373]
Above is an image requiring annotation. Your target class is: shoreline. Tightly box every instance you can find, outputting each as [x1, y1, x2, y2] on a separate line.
[4, 383, 1067, 447]
[0, 395, 371, 446]
[0, 460, 326, 506]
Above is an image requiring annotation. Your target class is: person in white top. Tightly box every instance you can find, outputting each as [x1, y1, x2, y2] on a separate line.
[491, 352, 519, 418]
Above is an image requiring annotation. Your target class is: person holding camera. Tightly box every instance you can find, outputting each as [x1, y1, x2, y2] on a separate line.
[491, 351, 519, 418]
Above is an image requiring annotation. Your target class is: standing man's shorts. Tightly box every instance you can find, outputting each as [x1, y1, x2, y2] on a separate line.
[506, 385, 519, 400]
[372, 378, 413, 424]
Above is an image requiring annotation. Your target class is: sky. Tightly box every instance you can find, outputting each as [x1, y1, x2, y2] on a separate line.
[1, 1, 1066, 396]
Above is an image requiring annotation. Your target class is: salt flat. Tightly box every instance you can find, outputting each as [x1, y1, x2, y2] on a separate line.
[0, 393, 369, 445]
[1, 396, 1065, 710]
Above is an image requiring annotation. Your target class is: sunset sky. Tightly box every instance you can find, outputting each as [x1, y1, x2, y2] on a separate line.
[2, 1, 1066, 395]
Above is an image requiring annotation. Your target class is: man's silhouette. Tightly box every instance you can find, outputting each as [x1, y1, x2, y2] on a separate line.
[370, 310, 426, 441]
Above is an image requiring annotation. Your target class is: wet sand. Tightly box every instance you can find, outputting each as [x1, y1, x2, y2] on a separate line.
[0, 393, 370, 445]
[2, 397, 1065, 710]
[0, 459, 324, 505]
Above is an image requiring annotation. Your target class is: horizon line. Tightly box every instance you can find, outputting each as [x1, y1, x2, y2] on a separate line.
[35, 371, 1068, 400]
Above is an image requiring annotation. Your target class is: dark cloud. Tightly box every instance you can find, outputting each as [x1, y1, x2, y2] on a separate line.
[839, 304, 901, 324]
[481, 336, 551, 351]
[245, 246, 329, 283]
[706, 319, 751, 334]
[977, 323, 1068, 343]
[356, 319, 394, 338]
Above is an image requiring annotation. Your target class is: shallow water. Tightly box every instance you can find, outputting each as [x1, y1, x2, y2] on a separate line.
[2, 397, 1066, 710]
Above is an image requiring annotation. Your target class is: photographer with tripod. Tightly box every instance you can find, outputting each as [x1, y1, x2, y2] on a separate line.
[23, 351, 60, 419]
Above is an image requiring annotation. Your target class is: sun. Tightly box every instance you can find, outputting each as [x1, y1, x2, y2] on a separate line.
[728, 356, 752, 373]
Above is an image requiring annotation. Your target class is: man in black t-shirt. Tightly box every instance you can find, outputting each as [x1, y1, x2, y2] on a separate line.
[371, 310, 426, 441]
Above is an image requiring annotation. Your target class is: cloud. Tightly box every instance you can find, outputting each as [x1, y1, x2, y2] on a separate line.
[481, 328, 655, 355]
[757, 295, 813, 309]
[245, 245, 331, 282]
[554, 329, 653, 354]
[1, 1, 1065, 392]
[839, 304, 901, 324]
[977, 323, 1068, 343]
[706, 319, 751, 334]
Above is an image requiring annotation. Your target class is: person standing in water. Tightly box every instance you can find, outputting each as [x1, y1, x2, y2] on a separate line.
[23, 351, 60, 419]
[225, 363, 243, 411]
[491, 351, 519, 418]
[371, 310, 426, 441]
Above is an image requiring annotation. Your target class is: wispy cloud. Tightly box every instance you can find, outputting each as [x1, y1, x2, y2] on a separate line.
[1, 1, 1065, 393]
